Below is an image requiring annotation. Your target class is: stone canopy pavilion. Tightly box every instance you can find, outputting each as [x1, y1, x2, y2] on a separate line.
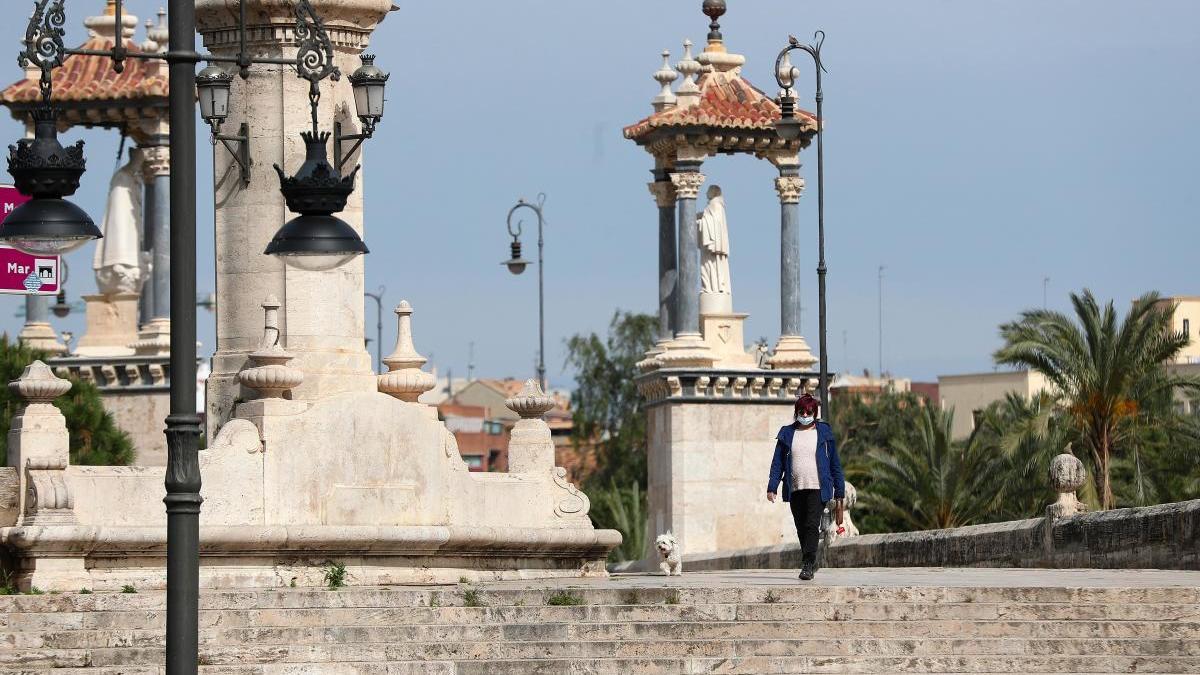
[625, 1, 827, 560]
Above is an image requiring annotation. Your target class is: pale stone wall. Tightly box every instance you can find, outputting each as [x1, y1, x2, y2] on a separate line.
[937, 370, 1053, 439]
[647, 499, 1200, 572]
[646, 399, 798, 558]
[97, 391, 169, 466]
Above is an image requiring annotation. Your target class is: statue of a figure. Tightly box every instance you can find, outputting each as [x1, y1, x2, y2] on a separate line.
[697, 184, 731, 296]
[92, 149, 146, 296]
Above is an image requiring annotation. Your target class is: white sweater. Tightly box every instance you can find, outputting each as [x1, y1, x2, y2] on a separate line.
[790, 427, 821, 491]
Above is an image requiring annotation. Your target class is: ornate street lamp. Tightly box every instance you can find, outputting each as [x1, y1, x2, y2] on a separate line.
[501, 194, 547, 391]
[774, 32, 831, 419]
[0, 1, 391, 672]
[0, 108, 101, 255]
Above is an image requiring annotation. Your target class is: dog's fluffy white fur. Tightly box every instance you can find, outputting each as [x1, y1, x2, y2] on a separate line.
[655, 532, 682, 576]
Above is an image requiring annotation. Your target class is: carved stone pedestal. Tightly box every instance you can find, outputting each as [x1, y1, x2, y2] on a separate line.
[636, 367, 816, 563]
[700, 312, 756, 369]
[76, 294, 140, 357]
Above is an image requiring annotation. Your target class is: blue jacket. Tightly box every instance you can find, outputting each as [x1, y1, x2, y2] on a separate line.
[767, 421, 846, 504]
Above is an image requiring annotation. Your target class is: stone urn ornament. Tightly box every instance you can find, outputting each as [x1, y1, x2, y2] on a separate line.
[238, 296, 304, 399]
[1046, 452, 1088, 518]
[377, 301, 436, 402]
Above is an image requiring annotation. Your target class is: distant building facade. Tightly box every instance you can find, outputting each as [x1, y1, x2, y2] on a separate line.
[436, 379, 594, 482]
[938, 370, 1052, 439]
[1156, 296, 1200, 364]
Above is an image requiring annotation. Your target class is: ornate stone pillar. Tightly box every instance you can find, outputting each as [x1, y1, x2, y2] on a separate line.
[196, 0, 393, 438]
[671, 164, 704, 339]
[768, 162, 816, 370]
[649, 168, 677, 345]
[131, 143, 171, 355]
[661, 161, 713, 368]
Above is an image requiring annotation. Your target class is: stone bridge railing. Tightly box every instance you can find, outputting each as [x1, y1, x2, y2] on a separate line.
[615, 454, 1200, 572]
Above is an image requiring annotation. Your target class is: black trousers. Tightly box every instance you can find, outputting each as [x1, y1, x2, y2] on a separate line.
[789, 489, 823, 565]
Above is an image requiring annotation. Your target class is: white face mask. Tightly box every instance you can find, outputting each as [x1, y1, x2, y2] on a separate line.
[795, 414, 815, 426]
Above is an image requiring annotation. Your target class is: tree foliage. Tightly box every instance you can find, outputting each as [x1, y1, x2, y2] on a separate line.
[994, 290, 1200, 509]
[565, 311, 657, 491]
[0, 336, 134, 466]
[854, 406, 1008, 531]
[587, 480, 646, 562]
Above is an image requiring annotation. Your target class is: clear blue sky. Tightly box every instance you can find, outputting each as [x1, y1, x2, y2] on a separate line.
[1, 1, 1196, 384]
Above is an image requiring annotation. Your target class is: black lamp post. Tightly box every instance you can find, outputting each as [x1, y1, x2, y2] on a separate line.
[502, 194, 547, 392]
[775, 32, 830, 419]
[0, 2, 390, 672]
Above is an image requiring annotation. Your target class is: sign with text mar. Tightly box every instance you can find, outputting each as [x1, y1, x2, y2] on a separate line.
[0, 184, 60, 296]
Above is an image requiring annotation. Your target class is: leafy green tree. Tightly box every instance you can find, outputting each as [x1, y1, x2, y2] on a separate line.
[0, 336, 134, 466]
[857, 406, 1007, 531]
[587, 480, 646, 562]
[994, 291, 1200, 509]
[830, 391, 927, 533]
[565, 311, 656, 491]
[972, 392, 1082, 518]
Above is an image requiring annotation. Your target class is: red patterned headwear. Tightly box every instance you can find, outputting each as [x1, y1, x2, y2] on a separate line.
[794, 394, 819, 416]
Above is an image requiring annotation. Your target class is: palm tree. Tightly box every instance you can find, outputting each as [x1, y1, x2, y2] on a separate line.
[994, 290, 1199, 509]
[858, 406, 1007, 531]
[975, 392, 1084, 517]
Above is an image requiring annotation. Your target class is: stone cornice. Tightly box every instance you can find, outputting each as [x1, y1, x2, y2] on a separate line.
[636, 368, 821, 407]
[48, 356, 173, 394]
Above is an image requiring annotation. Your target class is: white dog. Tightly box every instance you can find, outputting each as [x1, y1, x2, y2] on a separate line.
[655, 532, 682, 576]
[834, 482, 860, 539]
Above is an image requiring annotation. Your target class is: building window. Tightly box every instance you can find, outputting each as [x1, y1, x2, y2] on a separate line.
[484, 421, 504, 435]
[463, 455, 484, 471]
[1184, 319, 1191, 339]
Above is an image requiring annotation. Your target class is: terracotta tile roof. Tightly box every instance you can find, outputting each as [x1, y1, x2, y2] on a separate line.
[1, 37, 167, 107]
[624, 70, 817, 141]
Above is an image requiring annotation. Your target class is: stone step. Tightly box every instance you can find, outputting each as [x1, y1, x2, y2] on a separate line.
[5, 601, 1196, 633]
[2, 585, 1198, 613]
[5, 620, 1200, 650]
[2, 655, 1200, 674]
[3, 638, 1198, 668]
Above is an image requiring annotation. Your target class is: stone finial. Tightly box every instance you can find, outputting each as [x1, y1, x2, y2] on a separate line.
[238, 296, 304, 399]
[9, 361, 71, 405]
[1047, 453, 1088, 518]
[703, 0, 727, 42]
[378, 301, 437, 402]
[652, 50, 678, 112]
[675, 40, 702, 105]
[505, 379, 556, 420]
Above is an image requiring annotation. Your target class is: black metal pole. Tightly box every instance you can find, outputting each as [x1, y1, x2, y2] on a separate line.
[536, 209, 546, 393]
[814, 62, 829, 420]
[163, 0, 202, 672]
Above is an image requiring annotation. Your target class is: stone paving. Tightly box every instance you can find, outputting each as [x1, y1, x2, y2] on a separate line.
[474, 567, 1200, 591]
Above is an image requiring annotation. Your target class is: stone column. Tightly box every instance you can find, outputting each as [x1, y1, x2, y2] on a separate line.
[196, 0, 392, 438]
[18, 296, 65, 354]
[768, 162, 816, 370]
[661, 162, 713, 368]
[131, 143, 171, 355]
[649, 169, 677, 345]
[671, 163, 704, 341]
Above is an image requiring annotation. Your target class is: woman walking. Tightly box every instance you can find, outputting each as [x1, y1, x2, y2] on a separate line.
[766, 393, 846, 580]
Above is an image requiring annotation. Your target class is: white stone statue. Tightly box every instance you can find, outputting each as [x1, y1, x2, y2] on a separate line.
[697, 184, 731, 296]
[92, 149, 146, 296]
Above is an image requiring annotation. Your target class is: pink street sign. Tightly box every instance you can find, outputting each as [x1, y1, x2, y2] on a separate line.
[0, 184, 60, 296]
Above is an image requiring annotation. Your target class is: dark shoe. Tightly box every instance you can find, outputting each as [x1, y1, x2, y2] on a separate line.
[799, 561, 815, 581]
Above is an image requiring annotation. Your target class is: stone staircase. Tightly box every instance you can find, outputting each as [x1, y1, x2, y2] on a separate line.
[0, 569, 1197, 674]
